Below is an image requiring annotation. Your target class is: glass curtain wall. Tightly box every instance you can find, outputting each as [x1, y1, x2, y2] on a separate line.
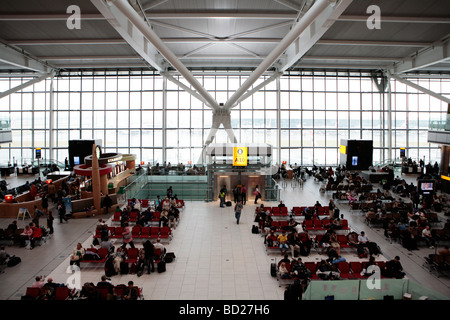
[0, 70, 448, 167]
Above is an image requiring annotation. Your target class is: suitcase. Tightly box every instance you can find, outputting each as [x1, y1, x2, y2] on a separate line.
[270, 263, 276, 277]
[165, 252, 176, 263]
[225, 201, 232, 207]
[252, 225, 259, 234]
[157, 260, 166, 273]
[120, 262, 129, 274]
[104, 257, 116, 277]
[7, 256, 21, 267]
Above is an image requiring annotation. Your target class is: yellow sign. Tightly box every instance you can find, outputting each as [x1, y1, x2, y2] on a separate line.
[339, 145, 347, 154]
[441, 175, 450, 181]
[233, 147, 247, 166]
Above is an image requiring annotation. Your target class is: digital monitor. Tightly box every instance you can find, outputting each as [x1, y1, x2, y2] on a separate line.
[74, 156, 80, 165]
[418, 179, 435, 195]
[352, 156, 358, 166]
[421, 182, 433, 191]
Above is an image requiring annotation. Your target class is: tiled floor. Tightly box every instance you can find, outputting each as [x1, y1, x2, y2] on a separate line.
[0, 171, 449, 300]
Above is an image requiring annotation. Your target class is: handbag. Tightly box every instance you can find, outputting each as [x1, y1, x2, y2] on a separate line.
[253, 191, 258, 196]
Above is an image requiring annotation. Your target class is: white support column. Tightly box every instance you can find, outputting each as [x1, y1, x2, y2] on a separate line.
[0, 73, 52, 100]
[162, 76, 167, 164]
[229, 72, 283, 110]
[48, 72, 55, 161]
[225, 0, 351, 110]
[103, 0, 220, 110]
[276, 76, 281, 166]
[386, 73, 393, 161]
[388, 72, 450, 105]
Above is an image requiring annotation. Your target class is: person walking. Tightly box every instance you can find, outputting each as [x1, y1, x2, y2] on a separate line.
[254, 185, 261, 204]
[241, 185, 247, 205]
[47, 211, 54, 234]
[57, 201, 68, 223]
[234, 200, 243, 224]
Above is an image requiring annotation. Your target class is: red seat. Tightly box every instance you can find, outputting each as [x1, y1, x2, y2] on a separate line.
[271, 221, 280, 230]
[125, 248, 139, 263]
[107, 227, 115, 237]
[303, 220, 314, 231]
[314, 219, 323, 230]
[114, 286, 125, 299]
[149, 227, 159, 239]
[272, 207, 280, 216]
[140, 199, 149, 208]
[112, 227, 123, 239]
[305, 262, 319, 280]
[132, 226, 141, 238]
[97, 248, 109, 262]
[140, 227, 150, 239]
[154, 248, 163, 262]
[96, 286, 109, 300]
[152, 212, 161, 223]
[337, 261, 354, 279]
[25, 287, 41, 299]
[159, 227, 171, 240]
[350, 262, 366, 279]
[129, 210, 138, 222]
[338, 235, 350, 248]
[341, 219, 349, 230]
[93, 227, 102, 239]
[112, 211, 121, 222]
[292, 207, 302, 216]
[54, 287, 70, 300]
[279, 220, 289, 229]
[280, 207, 288, 216]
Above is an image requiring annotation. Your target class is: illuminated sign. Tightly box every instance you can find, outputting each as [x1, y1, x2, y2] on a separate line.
[339, 145, 347, 154]
[233, 147, 248, 166]
[35, 148, 41, 159]
[441, 175, 450, 181]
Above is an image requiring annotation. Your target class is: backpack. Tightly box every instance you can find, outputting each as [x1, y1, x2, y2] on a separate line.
[7, 256, 21, 267]
[252, 225, 259, 234]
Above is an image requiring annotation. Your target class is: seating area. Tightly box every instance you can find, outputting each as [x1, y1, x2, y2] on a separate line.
[22, 284, 143, 300]
[274, 259, 389, 286]
[95, 225, 173, 243]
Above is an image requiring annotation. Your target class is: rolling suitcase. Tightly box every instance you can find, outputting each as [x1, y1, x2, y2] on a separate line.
[157, 260, 166, 273]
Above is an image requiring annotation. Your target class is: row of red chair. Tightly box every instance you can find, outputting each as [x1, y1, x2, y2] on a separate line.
[292, 206, 330, 216]
[304, 260, 387, 280]
[315, 234, 352, 249]
[81, 248, 109, 263]
[127, 199, 185, 209]
[303, 219, 349, 232]
[24, 286, 71, 300]
[95, 226, 171, 241]
[24, 285, 142, 300]
[112, 211, 162, 224]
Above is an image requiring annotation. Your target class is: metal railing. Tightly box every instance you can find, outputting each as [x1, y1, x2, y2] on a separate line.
[429, 120, 450, 132]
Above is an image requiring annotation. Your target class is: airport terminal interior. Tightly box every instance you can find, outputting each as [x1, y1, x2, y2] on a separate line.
[0, 0, 450, 301]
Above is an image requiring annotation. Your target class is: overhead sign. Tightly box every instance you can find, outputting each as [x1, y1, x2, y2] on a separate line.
[339, 145, 347, 154]
[35, 148, 41, 159]
[233, 147, 247, 166]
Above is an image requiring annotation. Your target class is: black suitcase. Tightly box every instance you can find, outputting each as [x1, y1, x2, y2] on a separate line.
[7, 256, 21, 267]
[120, 262, 129, 274]
[252, 225, 259, 234]
[165, 252, 176, 263]
[226, 201, 232, 207]
[104, 257, 116, 277]
[270, 263, 276, 277]
[157, 260, 166, 273]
